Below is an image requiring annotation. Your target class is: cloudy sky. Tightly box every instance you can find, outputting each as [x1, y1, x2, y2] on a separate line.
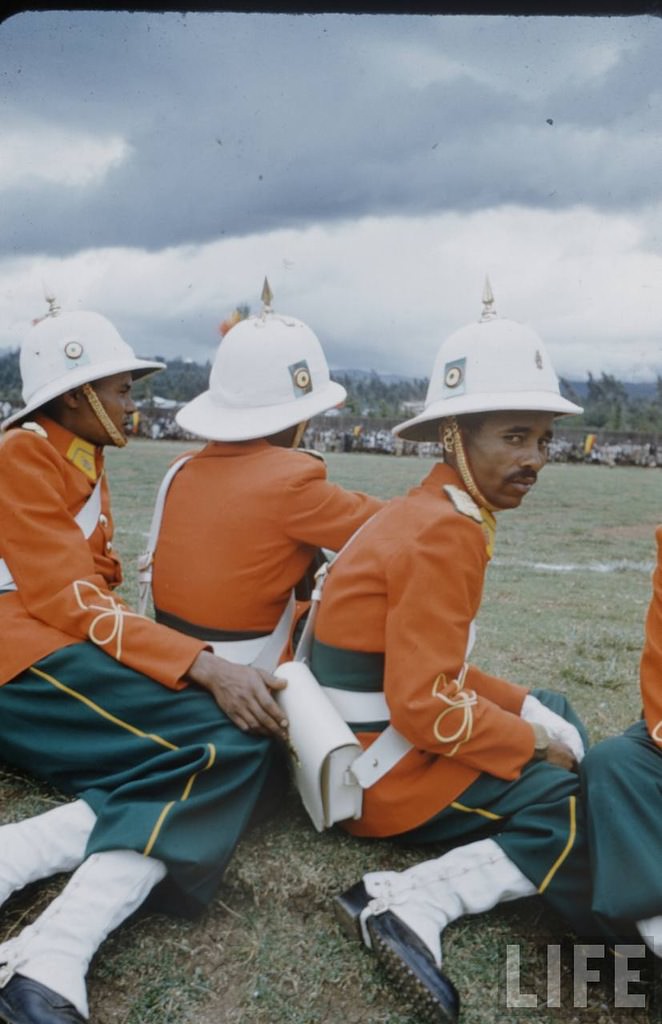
[1, 10, 662, 382]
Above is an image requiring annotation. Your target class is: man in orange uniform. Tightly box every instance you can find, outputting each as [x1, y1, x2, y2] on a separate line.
[310, 285, 607, 1022]
[147, 282, 384, 668]
[580, 528, 662, 954]
[0, 302, 290, 1024]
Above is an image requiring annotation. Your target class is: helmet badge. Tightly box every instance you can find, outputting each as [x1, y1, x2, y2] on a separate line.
[443, 357, 466, 395]
[289, 360, 313, 397]
[62, 336, 90, 369]
[535, 349, 543, 370]
[64, 340, 84, 361]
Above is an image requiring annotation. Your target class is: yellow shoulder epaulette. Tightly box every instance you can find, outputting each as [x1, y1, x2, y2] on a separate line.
[443, 484, 483, 524]
[65, 437, 98, 482]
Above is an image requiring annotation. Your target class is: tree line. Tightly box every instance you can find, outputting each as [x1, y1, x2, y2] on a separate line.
[1, 347, 661, 432]
[559, 373, 662, 432]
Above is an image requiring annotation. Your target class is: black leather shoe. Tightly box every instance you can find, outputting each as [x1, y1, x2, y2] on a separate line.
[333, 882, 460, 1024]
[0, 975, 86, 1024]
[334, 879, 372, 940]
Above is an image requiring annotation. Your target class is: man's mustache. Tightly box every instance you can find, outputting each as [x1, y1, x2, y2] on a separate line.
[506, 469, 538, 485]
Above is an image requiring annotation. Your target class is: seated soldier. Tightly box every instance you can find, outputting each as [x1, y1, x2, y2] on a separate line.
[145, 280, 384, 669]
[0, 300, 291, 1024]
[580, 526, 662, 956]
[309, 283, 617, 1023]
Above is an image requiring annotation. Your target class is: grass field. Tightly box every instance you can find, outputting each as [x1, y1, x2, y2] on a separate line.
[1, 442, 660, 1024]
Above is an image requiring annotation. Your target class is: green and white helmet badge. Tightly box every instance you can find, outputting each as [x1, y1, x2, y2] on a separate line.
[289, 360, 313, 397]
[443, 358, 466, 395]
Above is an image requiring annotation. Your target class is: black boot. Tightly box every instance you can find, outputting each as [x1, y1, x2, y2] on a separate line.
[334, 881, 460, 1024]
[0, 976, 85, 1024]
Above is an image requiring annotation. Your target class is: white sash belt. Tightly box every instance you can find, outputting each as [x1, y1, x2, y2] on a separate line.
[322, 686, 390, 723]
[321, 687, 413, 789]
[138, 455, 193, 616]
[209, 591, 296, 672]
[211, 636, 270, 664]
[73, 478, 103, 538]
[351, 726, 417, 789]
[0, 477, 102, 592]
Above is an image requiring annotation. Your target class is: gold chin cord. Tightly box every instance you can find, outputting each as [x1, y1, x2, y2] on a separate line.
[82, 383, 128, 448]
[441, 416, 496, 512]
[291, 421, 307, 449]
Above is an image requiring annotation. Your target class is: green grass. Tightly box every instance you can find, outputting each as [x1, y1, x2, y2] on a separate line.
[1, 445, 660, 1023]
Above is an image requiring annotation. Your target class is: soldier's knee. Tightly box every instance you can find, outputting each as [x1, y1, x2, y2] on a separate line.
[580, 734, 632, 784]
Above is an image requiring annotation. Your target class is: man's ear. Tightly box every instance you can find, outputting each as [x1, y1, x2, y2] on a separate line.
[60, 388, 83, 411]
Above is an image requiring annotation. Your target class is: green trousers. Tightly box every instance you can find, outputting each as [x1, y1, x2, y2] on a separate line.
[386, 690, 624, 942]
[0, 643, 288, 916]
[580, 719, 661, 931]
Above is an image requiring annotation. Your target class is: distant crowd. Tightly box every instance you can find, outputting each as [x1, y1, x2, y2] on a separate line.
[549, 436, 660, 468]
[303, 427, 662, 468]
[1, 400, 659, 467]
[143, 417, 662, 467]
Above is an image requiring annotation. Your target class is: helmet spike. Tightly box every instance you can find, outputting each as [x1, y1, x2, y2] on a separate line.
[480, 276, 497, 322]
[261, 277, 274, 314]
[45, 293, 61, 318]
[32, 286, 61, 326]
[42, 280, 61, 317]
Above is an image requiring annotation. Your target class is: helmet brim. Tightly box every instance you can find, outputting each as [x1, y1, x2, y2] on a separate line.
[176, 380, 347, 441]
[393, 390, 583, 442]
[2, 357, 165, 431]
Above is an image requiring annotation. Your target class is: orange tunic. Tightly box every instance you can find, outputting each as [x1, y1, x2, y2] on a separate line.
[0, 416, 205, 688]
[640, 525, 662, 743]
[151, 439, 384, 634]
[313, 461, 536, 837]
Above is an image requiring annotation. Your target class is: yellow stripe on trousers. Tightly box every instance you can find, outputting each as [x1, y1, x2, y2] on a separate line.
[29, 665, 179, 751]
[144, 744, 217, 856]
[451, 794, 578, 895]
[29, 664, 217, 856]
[538, 795, 577, 894]
[450, 800, 504, 821]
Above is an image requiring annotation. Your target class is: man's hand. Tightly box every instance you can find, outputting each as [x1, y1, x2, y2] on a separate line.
[521, 694, 585, 763]
[544, 739, 578, 773]
[186, 650, 288, 739]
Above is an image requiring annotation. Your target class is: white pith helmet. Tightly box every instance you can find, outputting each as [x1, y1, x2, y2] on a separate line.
[393, 279, 582, 442]
[176, 279, 346, 441]
[2, 300, 165, 431]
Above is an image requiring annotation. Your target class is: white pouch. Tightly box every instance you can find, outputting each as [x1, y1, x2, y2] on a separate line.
[274, 660, 363, 831]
